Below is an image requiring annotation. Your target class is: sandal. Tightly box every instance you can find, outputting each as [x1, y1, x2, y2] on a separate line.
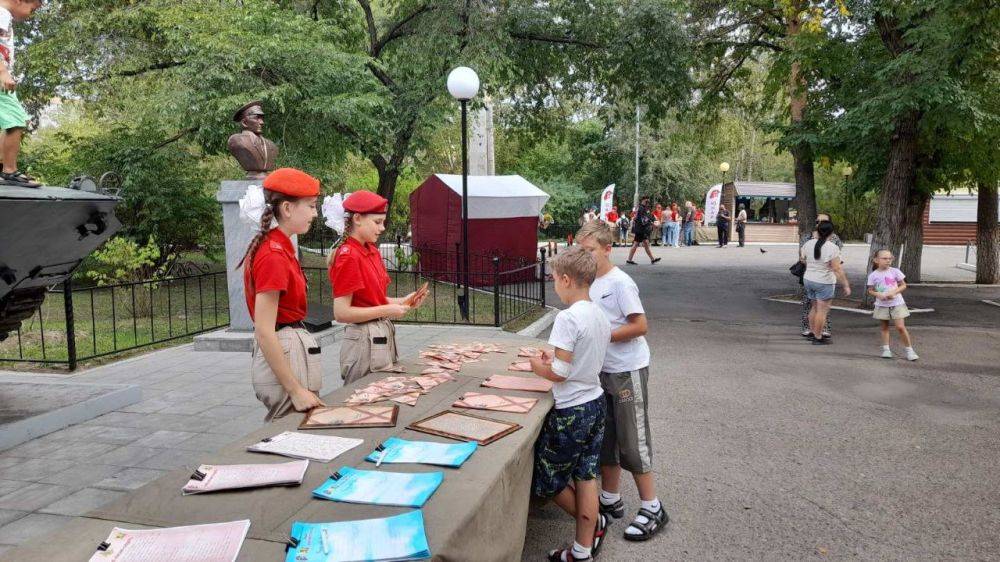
[547, 547, 592, 562]
[625, 260, 637, 265]
[651, 257, 661, 264]
[592, 513, 609, 558]
[623, 506, 668, 542]
[0, 170, 41, 188]
[599, 499, 625, 519]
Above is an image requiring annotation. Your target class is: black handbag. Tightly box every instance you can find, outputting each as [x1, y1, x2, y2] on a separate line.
[789, 261, 806, 278]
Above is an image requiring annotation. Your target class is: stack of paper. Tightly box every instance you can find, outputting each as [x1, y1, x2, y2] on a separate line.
[90, 520, 250, 562]
[365, 436, 477, 468]
[507, 360, 534, 372]
[312, 466, 443, 508]
[344, 373, 456, 407]
[182, 460, 309, 495]
[247, 431, 362, 463]
[483, 374, 553, 392]
[286, 511, 431, 562]
[517, 346, 548, 358]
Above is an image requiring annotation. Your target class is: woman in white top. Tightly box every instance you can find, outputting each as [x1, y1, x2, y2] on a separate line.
[799, 221, 850, 345]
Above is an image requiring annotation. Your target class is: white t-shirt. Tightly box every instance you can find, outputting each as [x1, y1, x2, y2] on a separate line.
[589, 267, 650, 372]
[547, 300, 610, 408]
[0, 8, 14, 72]
[801, 239, 842, 285]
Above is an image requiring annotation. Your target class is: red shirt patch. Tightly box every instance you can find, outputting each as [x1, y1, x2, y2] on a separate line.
[328, 236, 390, 308]
[244, 229, 308, 324]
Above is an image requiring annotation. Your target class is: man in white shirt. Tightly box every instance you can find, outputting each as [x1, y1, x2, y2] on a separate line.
[577, 220, 668, 542]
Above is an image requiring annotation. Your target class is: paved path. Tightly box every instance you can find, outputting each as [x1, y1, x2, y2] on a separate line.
[0, 324, 525, 556]
[523, 244, 1000, 560]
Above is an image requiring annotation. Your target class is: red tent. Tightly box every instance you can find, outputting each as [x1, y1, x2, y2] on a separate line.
[409, 174, 550, 284]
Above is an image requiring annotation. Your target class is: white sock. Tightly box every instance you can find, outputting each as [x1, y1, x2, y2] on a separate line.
[571, 542, 591, 559]
[905, 346, 914, 352]
[882, 345, 890, 351]
[599, 490, 621, 505]
[625, 498, 661, 535]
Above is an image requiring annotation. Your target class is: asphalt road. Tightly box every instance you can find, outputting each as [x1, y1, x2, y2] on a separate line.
[522, 244, 1000, 561]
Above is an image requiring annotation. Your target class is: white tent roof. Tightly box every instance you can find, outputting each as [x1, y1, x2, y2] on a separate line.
[434, 174, 550, 219]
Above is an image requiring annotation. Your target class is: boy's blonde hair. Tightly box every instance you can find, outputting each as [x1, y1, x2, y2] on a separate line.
[576, 220, 614, 247]
[549, 245, 597, 287]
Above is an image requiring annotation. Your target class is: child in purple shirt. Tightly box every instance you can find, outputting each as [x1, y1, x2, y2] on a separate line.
[867, 249, 918, 361]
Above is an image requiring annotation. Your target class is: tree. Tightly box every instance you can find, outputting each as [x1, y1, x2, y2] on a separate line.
[688, 0, 849, 240]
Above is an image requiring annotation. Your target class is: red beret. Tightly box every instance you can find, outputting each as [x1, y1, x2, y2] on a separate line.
[344, 190, 388, 214]
[262, 168, 320, 197]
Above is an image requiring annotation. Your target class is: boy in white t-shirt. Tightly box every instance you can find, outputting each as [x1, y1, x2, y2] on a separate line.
[529, 245, 611, 562]
[576, 220, 668, 542]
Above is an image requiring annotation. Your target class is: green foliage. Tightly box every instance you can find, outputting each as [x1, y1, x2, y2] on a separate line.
[84, 236, 171, 287]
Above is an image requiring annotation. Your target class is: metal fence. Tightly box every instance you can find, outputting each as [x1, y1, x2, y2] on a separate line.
[0, 271, 229, 370]
[302, 247, 547, 327]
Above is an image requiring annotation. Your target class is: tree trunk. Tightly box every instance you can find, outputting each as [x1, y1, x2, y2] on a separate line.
[376, 166, 400, 214]
[871, 109, 921, 260]
[976, 180, 1000, 284]
[786, 8, 816, 241]
[792, 142, 816, 241]
[898, 189, 928, 281]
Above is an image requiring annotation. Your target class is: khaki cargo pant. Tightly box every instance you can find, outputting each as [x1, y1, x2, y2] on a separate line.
[250, 327, 323, 421]
[339, 318, 398, 385]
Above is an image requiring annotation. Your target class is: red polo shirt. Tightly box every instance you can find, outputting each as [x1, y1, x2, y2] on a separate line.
[244, 229, 308, 324]
[328, 236, 390, 307]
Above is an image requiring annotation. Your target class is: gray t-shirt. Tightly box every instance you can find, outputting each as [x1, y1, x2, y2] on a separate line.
[547, 300, 610, 408]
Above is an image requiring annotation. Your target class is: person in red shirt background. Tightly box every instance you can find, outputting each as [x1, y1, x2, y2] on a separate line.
[327, 190, 427, 383]
[605, 206, 620, 246]
[240, 168, 325, 420]
[651, 203, 664, 246]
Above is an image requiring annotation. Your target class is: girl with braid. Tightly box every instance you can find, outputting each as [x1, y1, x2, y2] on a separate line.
[240, 168, 326, 420]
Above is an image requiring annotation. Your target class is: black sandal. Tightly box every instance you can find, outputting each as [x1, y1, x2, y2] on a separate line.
[0, 170, 41, 188]
[651, 257, 661, 264]
[625, 260, 637, 265]
[623, 506, 668, 542]
[599, 498, 624, 519]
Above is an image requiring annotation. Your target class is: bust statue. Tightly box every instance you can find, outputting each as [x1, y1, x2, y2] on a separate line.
[227, 101, 278, 179]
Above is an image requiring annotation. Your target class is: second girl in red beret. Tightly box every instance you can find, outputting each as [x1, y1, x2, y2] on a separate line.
[327, 190, 426, 383]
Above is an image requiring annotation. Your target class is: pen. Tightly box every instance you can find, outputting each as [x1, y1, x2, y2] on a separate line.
[321, 527, 331, 555]
[376, 448, 387, 467]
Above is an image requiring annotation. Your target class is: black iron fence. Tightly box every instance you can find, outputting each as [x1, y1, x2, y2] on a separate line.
[302, 247, 547, 327]
[0, 271, 229, 370]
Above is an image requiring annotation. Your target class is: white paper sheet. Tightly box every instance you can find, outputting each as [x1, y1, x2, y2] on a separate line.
[246, 431, 363, 463]
[182, 460, 309, 494]
[89, 520, 250, 562]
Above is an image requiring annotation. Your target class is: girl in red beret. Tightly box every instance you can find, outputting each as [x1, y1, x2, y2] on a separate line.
[239, 168, 326, 420]
[324, 190, 427, 383]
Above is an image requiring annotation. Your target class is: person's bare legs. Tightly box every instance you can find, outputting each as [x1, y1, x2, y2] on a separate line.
[880, 320, 891, 346]
[2, 127, 23, 173]
[894, 319, 912, 347]
[600, 465, 656, 502]
[642, 241, 655, 260]
[627, 242, 639, 261]
[812, 300, 831, 338]
[552, 481, 598, 548]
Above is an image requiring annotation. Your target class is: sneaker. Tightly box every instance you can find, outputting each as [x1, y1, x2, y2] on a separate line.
[906, 349, 919, 361]
[801, 331, 813, 338]
[881, 348, 893, 359]
[812, 336, 831, 345]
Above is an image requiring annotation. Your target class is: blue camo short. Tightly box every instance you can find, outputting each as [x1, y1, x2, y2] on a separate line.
[532, 395, 606, 498]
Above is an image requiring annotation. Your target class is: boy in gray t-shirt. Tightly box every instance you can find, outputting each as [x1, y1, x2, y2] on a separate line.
[529, 246, 611, 562]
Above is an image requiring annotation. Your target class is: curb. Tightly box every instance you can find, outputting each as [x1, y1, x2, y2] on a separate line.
[983, 300, 1000, 308]
[517, 307, 559, 338]
[762, 297, 935, 315]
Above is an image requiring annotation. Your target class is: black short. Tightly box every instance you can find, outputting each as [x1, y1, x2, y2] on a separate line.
[633, 229, 649, 243]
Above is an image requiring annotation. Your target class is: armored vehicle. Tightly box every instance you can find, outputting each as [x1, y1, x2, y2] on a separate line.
[0, 185, 120, 341]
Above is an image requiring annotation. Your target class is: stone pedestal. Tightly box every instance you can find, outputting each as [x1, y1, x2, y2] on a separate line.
[214, 180, 297, 334]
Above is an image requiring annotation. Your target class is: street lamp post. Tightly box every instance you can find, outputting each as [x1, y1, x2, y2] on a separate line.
[447, 66, 480, 321]
[719, 161, 730, 181]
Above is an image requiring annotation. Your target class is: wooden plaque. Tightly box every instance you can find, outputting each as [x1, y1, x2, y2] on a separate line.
[299, 404, 399, 430]
[407, 410, 521, 445]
